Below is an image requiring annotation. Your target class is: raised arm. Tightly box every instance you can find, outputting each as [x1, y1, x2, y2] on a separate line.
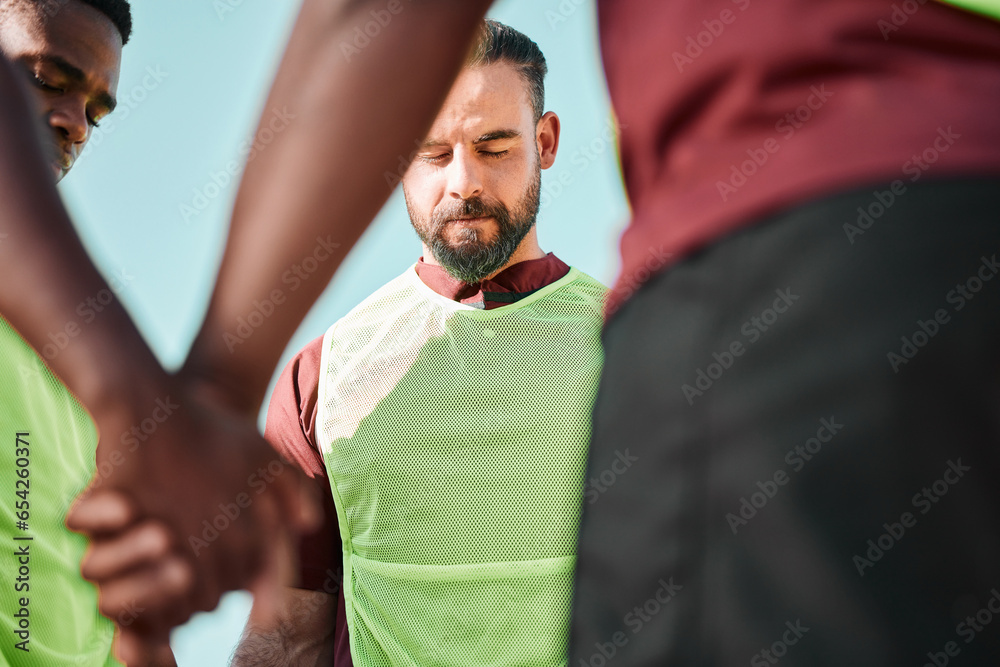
[0, 45, 165, 438]
[181, 0, 495, 414]
[0, 51, 316, 664]
[61, 0, 493, 658]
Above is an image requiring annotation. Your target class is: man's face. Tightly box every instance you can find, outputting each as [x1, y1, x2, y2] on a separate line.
[0, 1, 122, 181]
[403, 62, 555, 284]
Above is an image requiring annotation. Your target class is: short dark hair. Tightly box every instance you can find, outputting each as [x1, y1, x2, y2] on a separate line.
[0, 0, 132, 44]
[467, 19, 547, 122]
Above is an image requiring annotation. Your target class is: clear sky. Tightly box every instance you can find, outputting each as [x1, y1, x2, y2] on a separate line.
[58, 0, 628, 663]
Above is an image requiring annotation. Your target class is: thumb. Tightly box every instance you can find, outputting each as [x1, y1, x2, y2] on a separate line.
[66, 488, 138, 537]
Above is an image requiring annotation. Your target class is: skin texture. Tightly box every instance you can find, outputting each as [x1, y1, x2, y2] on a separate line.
[404, 62, 560, 280]
[0, 0, 494, 661]
[231, 589, 337, 667]
[0, 1, 121, 180]
[230, 60, 560, 664]
[0, 3, 317, 665]
[0, 4, 173, 664]
[178, 0, 494, 414]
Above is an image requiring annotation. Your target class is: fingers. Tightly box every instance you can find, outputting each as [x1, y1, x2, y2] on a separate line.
[74, 411, 314, 652]
[97, 555, 194, 629]
[66, 488, 137, 536]
[81, 520, 173, 581]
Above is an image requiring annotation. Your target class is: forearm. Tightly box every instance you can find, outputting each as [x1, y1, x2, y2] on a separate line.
[182, 0, 493, 415]
[0, 54, 167, 441]
[231, 630, 334, 667]
[231, 589, 336, 666]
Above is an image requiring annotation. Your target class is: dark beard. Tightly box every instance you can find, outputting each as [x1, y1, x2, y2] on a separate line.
[407, 171, 541, 284]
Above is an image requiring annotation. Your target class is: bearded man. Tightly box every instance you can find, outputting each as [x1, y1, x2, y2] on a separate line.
[231, 20, 606, 666]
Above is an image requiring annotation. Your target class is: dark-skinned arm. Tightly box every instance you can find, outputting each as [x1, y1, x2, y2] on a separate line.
[66, 0, 494, 659]
[180, 0, 495, 413]
[0, 53, 317, 665]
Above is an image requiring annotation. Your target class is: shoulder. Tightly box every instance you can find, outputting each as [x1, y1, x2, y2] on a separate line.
[341, 267, 423, 318]
[265, 335, 327, 478]
[542, 266, 609, 314]
[324, 266, 444, 351]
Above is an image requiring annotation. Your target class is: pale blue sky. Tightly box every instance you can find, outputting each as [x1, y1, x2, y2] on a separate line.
[59, 0, 627, 663]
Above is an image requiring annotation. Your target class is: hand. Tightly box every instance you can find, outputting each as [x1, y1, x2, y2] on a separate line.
[67, 383, 321, 661]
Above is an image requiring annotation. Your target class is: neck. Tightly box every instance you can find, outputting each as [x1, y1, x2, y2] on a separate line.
[421, 227, 546, 283]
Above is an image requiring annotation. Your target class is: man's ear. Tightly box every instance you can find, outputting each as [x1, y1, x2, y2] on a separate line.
[536, 111, 560, 170]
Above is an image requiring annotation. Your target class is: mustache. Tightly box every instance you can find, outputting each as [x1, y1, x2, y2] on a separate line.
[430, 197, 509, 229]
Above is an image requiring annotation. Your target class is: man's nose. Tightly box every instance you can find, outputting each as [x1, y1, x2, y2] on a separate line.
[48, 97, 90, 148]
[446, 149, 483, 200]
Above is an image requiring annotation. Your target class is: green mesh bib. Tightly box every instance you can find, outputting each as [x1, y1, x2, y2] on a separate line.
[0, 318, 119, 666]
[316, 266, 606, 666]
[939, 0, 1000, 21]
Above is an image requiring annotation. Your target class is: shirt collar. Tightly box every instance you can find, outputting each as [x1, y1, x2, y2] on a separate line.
[413, 253, 571, 309]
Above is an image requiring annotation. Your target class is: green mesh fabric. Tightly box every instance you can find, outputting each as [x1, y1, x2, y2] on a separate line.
[317, 266, 606, 666]
[938, 0, 1000, 21]
[0, 318, 119, 666]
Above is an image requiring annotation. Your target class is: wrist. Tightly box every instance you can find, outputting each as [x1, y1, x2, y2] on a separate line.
[178, 347, 265, 420]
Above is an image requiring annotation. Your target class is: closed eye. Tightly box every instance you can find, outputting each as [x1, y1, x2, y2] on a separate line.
[419, 153, 450, 164]
[480, 150, 509, 159]
[34, 74, 63, 93]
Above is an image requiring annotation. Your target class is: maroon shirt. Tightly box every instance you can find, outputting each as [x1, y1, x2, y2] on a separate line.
[264, 254, 570, 665]
[602, 0, 1000, 314]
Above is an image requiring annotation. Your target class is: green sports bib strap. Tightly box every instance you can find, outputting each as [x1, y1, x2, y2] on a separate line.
[0, 318, 120, 666]
[317, 266, 606, 666]
[938, 0, 1000, 21]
